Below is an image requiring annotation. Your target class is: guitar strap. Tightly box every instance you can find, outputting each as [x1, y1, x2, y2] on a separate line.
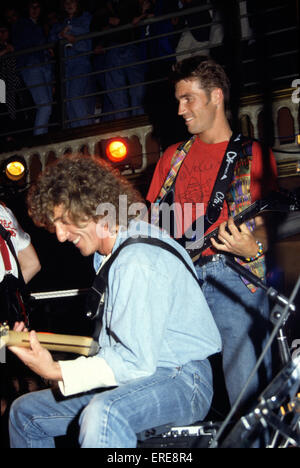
[0, 234, 13, 272]
[153, 133, 245, 240]
[183, 133, 246, 244]
[85, 236, 200, 340]
[153, 136, 196, 209]
[151, 136, 196, 233]
[205, 133, 244, 230]
[0, 223, 26, 289]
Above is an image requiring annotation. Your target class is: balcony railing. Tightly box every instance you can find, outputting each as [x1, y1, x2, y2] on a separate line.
[0, 0, 298, 144]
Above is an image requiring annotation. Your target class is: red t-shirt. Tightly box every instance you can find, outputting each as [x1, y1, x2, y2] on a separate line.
[147, 137, 278, 255]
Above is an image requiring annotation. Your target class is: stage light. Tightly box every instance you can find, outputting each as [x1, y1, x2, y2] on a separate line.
[106, 139, 128, 163]
[3, 156, 27, 182]
[98, 136, 143, 171]
[6, 160, 26, 181]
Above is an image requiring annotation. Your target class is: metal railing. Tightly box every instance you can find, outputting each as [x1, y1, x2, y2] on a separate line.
[0, 1, 298, 140]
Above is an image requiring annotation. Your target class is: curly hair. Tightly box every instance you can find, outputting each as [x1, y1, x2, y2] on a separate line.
[170, 56, 231, 112]
[27, 155, 144, 231]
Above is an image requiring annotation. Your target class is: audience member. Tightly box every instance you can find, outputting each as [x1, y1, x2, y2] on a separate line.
[43, 8, 60, 39]
[90, 3, 111, 120]
[176, 0, 211, 61]
[132, 0, 155, 61]
[209, 0, 254, 63]
[10, 1, 53, 136]
[4, 6, 20, 28]
[93, 0, 146, 121]
[0, 20, 24, 146]
[49, 0, 96, 128]
[145, 0, 181, 78]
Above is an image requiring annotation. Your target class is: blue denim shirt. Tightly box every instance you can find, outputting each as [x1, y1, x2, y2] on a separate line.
[49, 12, 92, 62]
[93, 221, 221, 385]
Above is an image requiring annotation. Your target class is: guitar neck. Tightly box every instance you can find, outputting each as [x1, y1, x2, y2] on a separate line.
[3, 331, 99, 357]
[187, 200, 261, 262]
[179, 189, 299, 262]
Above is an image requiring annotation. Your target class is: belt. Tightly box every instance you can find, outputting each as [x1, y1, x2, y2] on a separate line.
[196, 254, 221, 267]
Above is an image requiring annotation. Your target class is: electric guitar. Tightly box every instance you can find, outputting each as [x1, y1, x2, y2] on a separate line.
[27, 189, 300, 302]
[183, 189, 300, 262]
[0, 323, 99, 357]
[3, 191, 297, 356]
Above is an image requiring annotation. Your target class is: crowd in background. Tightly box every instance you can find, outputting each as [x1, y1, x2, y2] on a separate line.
[0, 0, 297, 143]
[0, 0, 256, 141]
[0, 0, 299, 450]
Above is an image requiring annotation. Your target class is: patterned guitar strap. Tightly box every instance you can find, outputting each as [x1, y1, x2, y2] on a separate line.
[150, 133, 244, 243]
[151, 135, 196, 227]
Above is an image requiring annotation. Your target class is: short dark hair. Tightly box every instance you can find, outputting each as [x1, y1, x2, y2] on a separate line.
[170, 56, 231, 111]
[28, 0, 41, 7]
[61, 0, 83, 18]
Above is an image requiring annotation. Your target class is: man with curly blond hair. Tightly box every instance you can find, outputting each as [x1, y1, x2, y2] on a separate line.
[8, 155, 221, 448]
[27, 155, 144, 242]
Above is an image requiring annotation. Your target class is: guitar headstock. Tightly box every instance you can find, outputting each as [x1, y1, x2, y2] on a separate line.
[259, 189, 300, 213]
[290, 187, 300, 211]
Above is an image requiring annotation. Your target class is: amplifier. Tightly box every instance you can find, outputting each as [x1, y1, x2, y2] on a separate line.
[137, 421, 219, 448]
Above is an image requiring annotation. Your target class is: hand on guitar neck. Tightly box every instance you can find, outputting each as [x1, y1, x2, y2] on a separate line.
[186, 189, 299, 262]
[8, 322, 63, 382]
[210, 216, 267, 259]
[1, 322, 99, 380]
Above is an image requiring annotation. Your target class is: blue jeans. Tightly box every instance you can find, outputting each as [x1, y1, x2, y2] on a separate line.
[93, 53, 110, 117]
[65, 59, 96, 128]
[21, 65, 52, 135]
[195, 256, 272, 410]
[103, 45, 145, 121]
[9, 360, 212, 448]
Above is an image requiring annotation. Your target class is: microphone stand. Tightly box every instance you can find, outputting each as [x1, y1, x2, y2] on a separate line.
[225, 256, 296, 366]
[209, 256, 299, 448]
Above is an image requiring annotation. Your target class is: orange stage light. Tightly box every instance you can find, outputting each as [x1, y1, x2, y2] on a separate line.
[106, 139, 128, 163]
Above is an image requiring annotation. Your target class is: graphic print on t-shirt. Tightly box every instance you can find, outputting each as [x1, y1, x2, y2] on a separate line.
[177, 157, 219, 207]
[0, 219, 17, 238]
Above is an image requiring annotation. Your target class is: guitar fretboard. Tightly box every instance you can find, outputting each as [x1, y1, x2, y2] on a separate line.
[185, 200, 262, 259]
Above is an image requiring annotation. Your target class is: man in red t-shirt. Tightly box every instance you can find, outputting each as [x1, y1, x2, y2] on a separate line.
[147, 56, 278, 416]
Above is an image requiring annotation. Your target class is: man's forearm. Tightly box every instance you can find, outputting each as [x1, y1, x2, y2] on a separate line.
[18, 244, 41, 283]
[252, 215, 270, 252]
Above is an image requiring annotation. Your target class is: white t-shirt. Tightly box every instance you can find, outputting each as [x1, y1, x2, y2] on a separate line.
[0, 205, 31, 282]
